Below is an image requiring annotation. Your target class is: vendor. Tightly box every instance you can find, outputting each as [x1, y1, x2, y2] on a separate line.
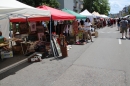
[0, 31, 10, 51]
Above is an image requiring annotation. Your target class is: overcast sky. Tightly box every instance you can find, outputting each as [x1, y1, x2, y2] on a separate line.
[109, 0, 130, 14]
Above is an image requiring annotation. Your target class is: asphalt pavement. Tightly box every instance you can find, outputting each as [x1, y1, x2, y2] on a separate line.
[0, 25, 130, 86]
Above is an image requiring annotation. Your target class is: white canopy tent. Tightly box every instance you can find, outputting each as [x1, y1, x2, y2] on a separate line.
[0, 0, 51, 38]
[92, 11, 101, 18]
[0, 0, 51, 18]
[100, 14, 109, 19]
[123, 15, 130, 18]
[80, 9, 96, 23]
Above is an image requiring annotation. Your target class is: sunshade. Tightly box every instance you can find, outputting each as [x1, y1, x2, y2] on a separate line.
[80, 9, 96, 18]
[0, 0, 51, 22]
[62, 8, 86, 19]
[37, 5, 76, 20]
[80, 9, 95, 22]
[92, 11, 101, 18]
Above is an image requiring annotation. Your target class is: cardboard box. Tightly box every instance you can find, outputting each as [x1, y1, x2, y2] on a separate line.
[60, 46, 68, 57]
[1, 51, 13, 59]
[95, 31, 98, 38]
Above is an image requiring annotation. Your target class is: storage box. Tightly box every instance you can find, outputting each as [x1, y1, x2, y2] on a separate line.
[95, 31, 98, 38]
[28, 52, 42, 62]
[1, 51, 13, 59]
[60, 46, 68, 57]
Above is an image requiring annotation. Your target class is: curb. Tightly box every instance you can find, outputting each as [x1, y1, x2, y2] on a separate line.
[0, 58, 27, 74]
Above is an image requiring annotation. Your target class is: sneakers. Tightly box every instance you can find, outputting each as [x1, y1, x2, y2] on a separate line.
[125, 36, 128, 39]
[120, 37, 124, 39]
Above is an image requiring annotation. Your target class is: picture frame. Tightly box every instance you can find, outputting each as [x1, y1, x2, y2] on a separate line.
[52, 36, 62, 57]
[30, 22, 36, 32]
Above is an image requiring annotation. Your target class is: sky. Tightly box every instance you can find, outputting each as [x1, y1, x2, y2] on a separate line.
[109, 0, 130, 14]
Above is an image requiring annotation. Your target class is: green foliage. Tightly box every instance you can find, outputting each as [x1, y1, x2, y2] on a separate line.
[17, 0, 60, 8]
[128, 7, 130, 14]
[42, 0, 60, 8]
[82, 0, 110, 15]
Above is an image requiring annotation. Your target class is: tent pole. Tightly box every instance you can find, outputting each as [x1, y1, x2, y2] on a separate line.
[7, 14, 13, 49]
[7, 14, 12, 38]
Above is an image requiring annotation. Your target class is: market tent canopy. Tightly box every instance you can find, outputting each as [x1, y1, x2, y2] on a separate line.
[123, 15, 130, 18]
[80, 9, 96, 18]
[37, 5, 76, 20]
[80, 9, 96, 22]
[62, 8, 86, 19]
[0, 0, 33, 8]
[92, 11, 101, 18]
[100, 14, 109, 18]
[0, 0, 51, 22]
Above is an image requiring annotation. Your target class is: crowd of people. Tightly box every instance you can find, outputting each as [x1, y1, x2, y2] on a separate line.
[77, 17, 117, 43]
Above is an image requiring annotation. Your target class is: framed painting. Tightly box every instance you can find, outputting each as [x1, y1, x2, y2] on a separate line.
[30, 22, 36, 32]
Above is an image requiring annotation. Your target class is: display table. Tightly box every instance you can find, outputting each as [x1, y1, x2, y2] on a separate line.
[0, 43, 8, 47]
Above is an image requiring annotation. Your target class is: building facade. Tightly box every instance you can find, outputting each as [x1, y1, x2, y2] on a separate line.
[57, 0, 83, 13]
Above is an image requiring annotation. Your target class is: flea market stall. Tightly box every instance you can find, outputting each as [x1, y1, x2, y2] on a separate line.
[37, 5, 76, 57]
[0, 0, 51, 69]
[62, 8, 88, 44]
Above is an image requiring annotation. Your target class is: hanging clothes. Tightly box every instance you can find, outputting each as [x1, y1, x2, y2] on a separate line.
[72, 20, 78, 35]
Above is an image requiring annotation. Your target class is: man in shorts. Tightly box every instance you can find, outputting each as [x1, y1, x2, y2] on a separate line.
[120, 18, 128, 39]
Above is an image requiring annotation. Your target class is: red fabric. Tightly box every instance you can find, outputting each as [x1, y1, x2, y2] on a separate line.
[10, 17, 50, 22]
[10, 18, 26, 22]
[37, 5, 76, 20]
[28, 17, 50, 22]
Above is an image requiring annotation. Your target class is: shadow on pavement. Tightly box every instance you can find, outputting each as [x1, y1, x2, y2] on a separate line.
[0, 62, 32, 80]
[116, 38, 129, 40]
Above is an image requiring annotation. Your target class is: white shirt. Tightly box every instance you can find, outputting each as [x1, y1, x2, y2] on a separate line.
[84, 22, 92, 31]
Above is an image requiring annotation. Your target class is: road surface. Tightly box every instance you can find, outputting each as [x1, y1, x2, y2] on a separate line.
[0, 26, 130, 86]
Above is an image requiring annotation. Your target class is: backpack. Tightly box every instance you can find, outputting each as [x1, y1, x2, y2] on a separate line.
[121, 20, 127, 28]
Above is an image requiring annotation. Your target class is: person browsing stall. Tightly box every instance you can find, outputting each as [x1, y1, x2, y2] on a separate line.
[84, 18, 93, 42]
[0, 31, 10, 51]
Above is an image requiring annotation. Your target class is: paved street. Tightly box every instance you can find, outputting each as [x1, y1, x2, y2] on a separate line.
[1, 26, 130, 86]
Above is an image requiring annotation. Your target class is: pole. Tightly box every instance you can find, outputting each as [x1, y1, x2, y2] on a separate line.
[7, 14, 13, 49]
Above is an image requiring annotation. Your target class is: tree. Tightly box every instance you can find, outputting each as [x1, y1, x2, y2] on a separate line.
[42, 0, 60, 8]
[82, 0, 110, 15]
[17, 0, 60, 8]
[128, 7, 130, 14]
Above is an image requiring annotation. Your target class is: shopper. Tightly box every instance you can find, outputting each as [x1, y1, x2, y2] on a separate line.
[84, 18, 93, 42]
[80, 19, 84, 26]
[120, 18, 128, 39]
[0, 31, 10, 51]
[117, 18, 121, 31]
